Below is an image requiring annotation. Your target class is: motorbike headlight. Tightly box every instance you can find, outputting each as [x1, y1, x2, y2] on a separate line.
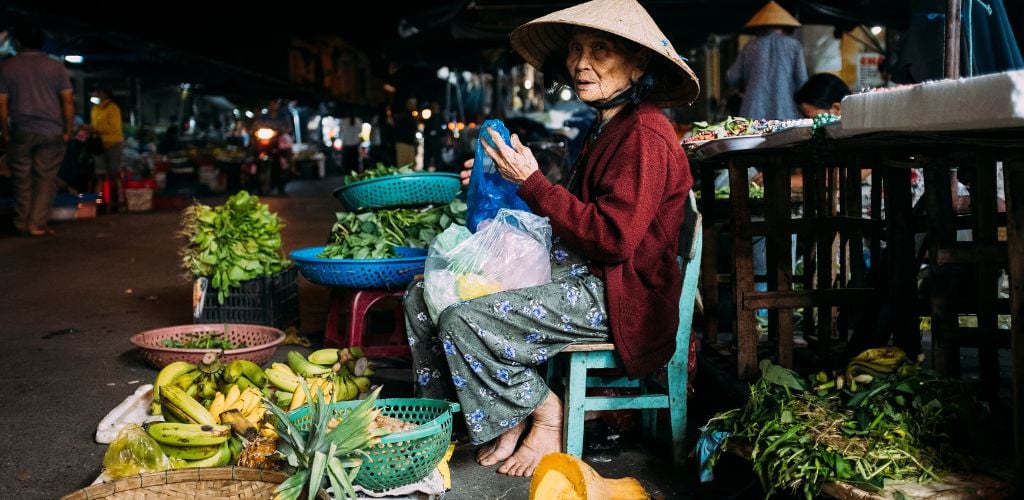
[255, 128, 276, 141]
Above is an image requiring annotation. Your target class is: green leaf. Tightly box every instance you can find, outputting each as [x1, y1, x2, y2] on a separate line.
[308, 451, 328, 500]
[274, 469, 309, 500]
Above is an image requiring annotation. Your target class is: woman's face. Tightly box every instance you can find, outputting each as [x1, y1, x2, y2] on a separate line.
[799, 102, 841, 119]
[566, 28, 647, 104]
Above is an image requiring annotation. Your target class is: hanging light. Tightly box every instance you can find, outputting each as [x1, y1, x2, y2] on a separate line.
[559, 88, 573, 101]
[524, 79, 533, 90]
[870, 26, 883, 35]
[64, 55, 83, 64]
[421, 109, 432, 120]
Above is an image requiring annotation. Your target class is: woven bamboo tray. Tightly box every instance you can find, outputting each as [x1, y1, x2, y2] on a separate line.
[61, 467, 328, 500]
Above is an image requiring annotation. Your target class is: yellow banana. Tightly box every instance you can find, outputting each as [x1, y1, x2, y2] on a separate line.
[207, 392, 226, 423]
[851, 347, 907, 366]
[223, 384, 241, 409]
[146, 422, 230, 446]
[160, 385, 215, 425]
[288, 383, 307, 411]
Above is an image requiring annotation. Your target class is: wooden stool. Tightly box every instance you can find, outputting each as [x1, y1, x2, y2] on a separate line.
[323, 288, 410, 358]
[550, 194, 702, 469]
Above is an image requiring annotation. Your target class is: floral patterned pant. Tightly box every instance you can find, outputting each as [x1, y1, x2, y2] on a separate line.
[403, 262, 608, 445]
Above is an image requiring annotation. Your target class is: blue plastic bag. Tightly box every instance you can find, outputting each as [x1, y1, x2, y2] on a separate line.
[466, 119, 532, 232]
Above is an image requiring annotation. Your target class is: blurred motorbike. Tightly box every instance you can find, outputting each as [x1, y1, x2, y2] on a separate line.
[243, 126, 293, 195]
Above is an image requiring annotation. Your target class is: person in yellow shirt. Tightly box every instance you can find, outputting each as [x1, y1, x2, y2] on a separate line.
[89, 85, 124, 211]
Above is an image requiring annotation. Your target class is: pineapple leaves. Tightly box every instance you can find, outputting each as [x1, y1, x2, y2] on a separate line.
[329, 456, 359, 500]
[308, 450, 328, 500]
[275, 469, 309, 500]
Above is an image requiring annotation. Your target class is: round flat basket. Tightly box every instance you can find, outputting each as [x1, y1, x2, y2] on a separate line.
[289, 398, 460, 492]
[61, 467, 328, 500]
[333, 172, 460, 210]
[290, 246, 426, 289]
[130, 324, 285, 369]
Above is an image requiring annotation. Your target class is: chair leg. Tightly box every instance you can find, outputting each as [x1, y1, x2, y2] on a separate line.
[563, 353, 588, 457]
[640, 377, 658, 439]
[667, 356, 689, 469]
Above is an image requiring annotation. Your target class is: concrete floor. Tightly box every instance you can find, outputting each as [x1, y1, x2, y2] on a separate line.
[0, 177, 695, 499]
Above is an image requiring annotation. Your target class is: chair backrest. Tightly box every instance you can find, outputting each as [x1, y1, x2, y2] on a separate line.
[674, 191, 703, 359]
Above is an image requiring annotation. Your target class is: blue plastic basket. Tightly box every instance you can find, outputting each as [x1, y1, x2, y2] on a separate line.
[333, 172, 460, 210]
[290, 246, 427, 289]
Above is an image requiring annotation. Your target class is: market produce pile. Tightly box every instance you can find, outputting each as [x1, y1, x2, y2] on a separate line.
[180, 191, 290, 304]
[103, 348, 421, 498]
[342, 163, 415, 185]
[685, 117, 814, 142]
[318, 199, 467, 259]
[699, 347, 983, 499]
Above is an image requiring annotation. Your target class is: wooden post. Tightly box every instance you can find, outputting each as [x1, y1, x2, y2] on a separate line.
[700, 162, 720, 344]
[924, 161, 958, 375]
[1001, 158, 1024, 491]
[973, 154, 1000, 402]
[730, 160, 758, 379]
[884, 159, 919, 357]
[765, 157, 794, 368]
[816, 161, 834, 361]
[802, 163, 818, 345]
[945, 0, 962, 79]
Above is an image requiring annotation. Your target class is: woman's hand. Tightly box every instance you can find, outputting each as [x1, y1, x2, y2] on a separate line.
[480, 128, 539, 185]
[460, 158, 473, 186]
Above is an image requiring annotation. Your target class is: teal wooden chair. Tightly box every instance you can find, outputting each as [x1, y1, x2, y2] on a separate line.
[550, 192, 702, 469]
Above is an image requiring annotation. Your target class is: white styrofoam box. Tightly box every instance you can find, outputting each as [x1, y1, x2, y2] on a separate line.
[840, 69, 1024, 134]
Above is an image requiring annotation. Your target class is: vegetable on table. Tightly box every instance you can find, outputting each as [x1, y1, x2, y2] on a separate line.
[342, 163, 415, 185]
[180, 191, 290, 304]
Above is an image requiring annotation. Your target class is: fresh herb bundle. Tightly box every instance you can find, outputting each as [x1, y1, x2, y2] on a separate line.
[318, 199, 467, 259]
[159, 332, 243, 350]
[700, 352, 980, 499]
[180, 191, 290, 304]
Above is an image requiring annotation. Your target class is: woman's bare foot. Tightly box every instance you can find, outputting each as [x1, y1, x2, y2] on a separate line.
[498, 391, 563, 477]
[476, 419, 526, 466]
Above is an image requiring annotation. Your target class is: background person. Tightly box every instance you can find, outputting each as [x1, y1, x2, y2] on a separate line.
[726, 0, 807, 120]
[0, 23, 74, 236]
[403, 0, 698, 478]
[89, 85, 124, 212]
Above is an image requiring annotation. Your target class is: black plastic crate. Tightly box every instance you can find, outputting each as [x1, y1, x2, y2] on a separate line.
[194, 266, 300, 330]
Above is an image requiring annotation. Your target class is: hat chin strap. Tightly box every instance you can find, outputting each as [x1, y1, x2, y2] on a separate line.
[588, 73, 654, 111]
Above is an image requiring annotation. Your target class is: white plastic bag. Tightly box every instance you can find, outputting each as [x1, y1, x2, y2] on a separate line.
[423, 209, 552, 322]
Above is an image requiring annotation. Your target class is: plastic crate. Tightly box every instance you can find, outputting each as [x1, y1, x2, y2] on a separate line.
[194, 266, 300, 330]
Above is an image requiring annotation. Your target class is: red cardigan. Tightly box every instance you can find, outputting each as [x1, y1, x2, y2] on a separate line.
[518, 102, 693, 378]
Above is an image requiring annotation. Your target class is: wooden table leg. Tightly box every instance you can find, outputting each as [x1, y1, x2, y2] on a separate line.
[816, 163, 835, 362]
[765, 158, 793, 368]
[924, 160, 958, 375]
[973, 154, 1000, 402]
[1001, 157, 1024, 491]
[730, 161, 758, 379]
[802, 164, 818, 345]
[700, 162, 720, 345]
[883, 159, 919, 357]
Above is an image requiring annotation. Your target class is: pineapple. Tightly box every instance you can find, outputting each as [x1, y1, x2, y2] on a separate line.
[238, 435, 279, 470]
[267, 380, 383, 500]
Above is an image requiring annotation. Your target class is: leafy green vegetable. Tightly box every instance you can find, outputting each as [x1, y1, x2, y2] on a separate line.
[342, 163, 415, 185]
[159, 331, 242, 350]
[180, 191, 290, 304]
[318, 199, 467, 259]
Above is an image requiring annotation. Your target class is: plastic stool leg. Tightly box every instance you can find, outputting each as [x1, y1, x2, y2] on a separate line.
[563, 353, 588, 457]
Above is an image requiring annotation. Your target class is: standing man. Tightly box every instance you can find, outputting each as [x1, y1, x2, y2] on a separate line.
[393, 97, 418, 168]
[0, 23, 74, 236]
[726, 1, 807, 120]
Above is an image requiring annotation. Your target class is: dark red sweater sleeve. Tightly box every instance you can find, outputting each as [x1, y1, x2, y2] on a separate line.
[517, 126, 670, 264]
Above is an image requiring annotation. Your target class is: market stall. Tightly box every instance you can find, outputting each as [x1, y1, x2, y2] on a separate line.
[688, 69, 1024, 494]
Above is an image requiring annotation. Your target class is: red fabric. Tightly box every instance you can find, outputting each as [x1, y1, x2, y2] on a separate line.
[517, 103, 693, 378]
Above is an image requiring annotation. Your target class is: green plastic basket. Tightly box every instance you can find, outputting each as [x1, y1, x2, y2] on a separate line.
[288, 398, 460, 492]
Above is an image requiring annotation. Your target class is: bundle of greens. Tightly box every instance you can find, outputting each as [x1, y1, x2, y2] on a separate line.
[318, 199, 467, 259]
[159, 331, 242, 350]
[180, 191, 290, 304]
[342, 163, 415, 185]
[700, 349, 980, 499]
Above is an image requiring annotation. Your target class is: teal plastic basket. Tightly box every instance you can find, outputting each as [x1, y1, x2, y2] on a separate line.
[333, 172, 460, 210]
[288, 398, 460, 492]
[289, 246, 426, 289]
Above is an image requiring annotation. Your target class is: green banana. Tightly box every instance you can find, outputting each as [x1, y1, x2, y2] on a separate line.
[235, 375, 257, 391]
[197, 378, 218, 400]
[155, 361, 198, 399]
[161, 385, 216, 425]
[159, 443, 222, 460]
[348, 346, 364, 358]
[228, 436, 243, 464]
[265, 366, 302, 392]
[150, 401, 163, 416]
[225, 359, 268, 387]
[146, 422, 230, 446]
[288, 350, 331, 377]
[308, 348, 340, 366]
[352, 376, 371, 393]
[173, 369, 202, 390]
[179, 441, 232, 468]
[275, 390, 293, 407]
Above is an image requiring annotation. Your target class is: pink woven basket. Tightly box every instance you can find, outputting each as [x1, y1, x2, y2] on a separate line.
[130, 324, 285, 368]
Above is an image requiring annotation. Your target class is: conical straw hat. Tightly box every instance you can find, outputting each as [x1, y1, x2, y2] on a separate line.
[509, 0, 700, 107]
[744, 1, 801, 29]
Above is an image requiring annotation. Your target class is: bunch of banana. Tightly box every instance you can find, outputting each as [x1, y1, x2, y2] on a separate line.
[845, 347, 922, 392]
[207, 385, 268, 427]
[146, 384, 234, 468]
[150, 352, 225, 416]
[266, 349, 374, 411]
[221, 359, 269, 393]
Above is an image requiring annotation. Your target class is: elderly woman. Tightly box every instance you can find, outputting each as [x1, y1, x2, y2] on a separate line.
[403, 0, 698, 477]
